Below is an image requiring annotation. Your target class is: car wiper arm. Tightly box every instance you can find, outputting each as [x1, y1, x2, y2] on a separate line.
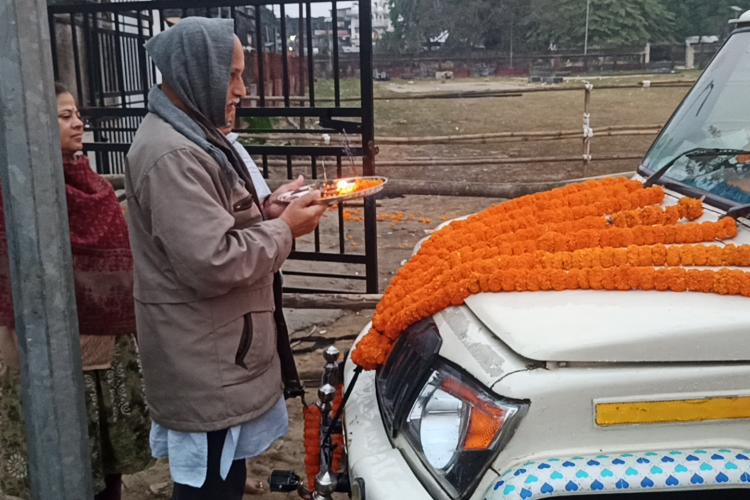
[725, 204, 750, 220]
[644, 148, 750, 187]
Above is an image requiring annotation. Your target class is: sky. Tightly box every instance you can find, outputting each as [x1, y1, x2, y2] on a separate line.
[282, 1, 354, 18]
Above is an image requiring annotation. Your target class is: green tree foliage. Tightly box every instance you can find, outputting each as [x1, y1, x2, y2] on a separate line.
[526, 0, 675, 50]
[383, 0, 750, 53]
[383, 0, 518, 53]
[661, 0, 750, 40]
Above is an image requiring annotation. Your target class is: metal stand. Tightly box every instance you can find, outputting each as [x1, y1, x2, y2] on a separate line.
[582, 82, 595, 178]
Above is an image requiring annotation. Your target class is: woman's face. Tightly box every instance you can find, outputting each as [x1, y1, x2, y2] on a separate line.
[57, 92, 84, 155]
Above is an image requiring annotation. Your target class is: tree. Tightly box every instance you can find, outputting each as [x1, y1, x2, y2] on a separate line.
[662, 0, 750, 40]
[384, 0, 515, 53]
[525, 0, 675, 51]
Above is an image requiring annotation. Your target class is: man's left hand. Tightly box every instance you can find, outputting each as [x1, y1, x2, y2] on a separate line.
[263, 175, 306, 219]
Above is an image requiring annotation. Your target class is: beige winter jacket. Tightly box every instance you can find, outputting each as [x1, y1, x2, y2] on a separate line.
[125, 113, 293, 432]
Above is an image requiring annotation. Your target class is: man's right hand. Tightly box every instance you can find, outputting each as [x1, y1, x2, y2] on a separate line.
[279, 191, 327, 238]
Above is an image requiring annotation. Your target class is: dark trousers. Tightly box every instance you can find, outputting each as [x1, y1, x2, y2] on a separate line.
[171, 429, 247, 500]
[94, 474, 122, 500]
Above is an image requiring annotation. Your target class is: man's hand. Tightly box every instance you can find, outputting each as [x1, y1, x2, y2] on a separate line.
[279, 190, 327, 238]
[263, 175, 306, 220]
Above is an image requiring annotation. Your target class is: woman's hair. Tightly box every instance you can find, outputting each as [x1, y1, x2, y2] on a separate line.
[54, 82, 69, 97]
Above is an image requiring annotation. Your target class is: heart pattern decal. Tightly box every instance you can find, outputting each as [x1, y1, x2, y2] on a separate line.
[486, 448, 750, 499]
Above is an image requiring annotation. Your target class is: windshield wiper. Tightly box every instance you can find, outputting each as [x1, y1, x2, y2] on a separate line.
[644, 148, 750, 187]
[725, 204, 750, 220]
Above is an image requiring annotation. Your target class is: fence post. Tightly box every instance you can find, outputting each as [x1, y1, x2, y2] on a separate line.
[582, 82, 594, 178]
[0, 1, 93, 499]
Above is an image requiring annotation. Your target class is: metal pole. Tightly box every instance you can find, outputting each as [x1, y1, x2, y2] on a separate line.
[584, 0, 591, 56]
[359, 0, 379, 294]
[0, 1, 93, 499]
[582, 82, 594, 178]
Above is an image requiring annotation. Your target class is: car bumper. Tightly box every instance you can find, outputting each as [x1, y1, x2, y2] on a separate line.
[343, 353, 433, 500]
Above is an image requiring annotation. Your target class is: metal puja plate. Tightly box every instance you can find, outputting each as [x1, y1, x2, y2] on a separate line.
[277, 176, 387, 205]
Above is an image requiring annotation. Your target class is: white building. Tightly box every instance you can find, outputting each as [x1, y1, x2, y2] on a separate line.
[334, 1, 392, 53]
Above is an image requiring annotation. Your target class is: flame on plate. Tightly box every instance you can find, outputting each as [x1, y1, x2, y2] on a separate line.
[336, 179, 357, 196]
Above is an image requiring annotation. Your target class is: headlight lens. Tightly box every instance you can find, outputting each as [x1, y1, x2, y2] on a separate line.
[374, 317, 527, 499]
[402, 363, 527, 499]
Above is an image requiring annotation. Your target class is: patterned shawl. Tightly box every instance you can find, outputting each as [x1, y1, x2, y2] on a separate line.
[0, 155, 134, 336]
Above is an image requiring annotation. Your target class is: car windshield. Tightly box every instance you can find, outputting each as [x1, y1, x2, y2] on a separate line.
[642, 31, 750, 205]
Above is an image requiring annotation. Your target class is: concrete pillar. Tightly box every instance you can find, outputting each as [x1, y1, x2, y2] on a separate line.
[0, 0, 93, 498]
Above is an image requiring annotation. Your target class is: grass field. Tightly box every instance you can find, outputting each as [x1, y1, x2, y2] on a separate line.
[310, 73, 694, 184]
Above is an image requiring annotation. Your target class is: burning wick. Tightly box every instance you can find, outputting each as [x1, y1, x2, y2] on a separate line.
[336, 179, 357, 196]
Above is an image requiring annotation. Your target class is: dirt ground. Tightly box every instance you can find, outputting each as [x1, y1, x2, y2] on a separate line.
[120, 74, 694, 499]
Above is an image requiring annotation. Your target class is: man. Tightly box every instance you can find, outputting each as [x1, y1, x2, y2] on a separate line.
[125, 17, 326, 499]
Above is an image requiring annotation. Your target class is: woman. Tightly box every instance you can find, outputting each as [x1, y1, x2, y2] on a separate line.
[0, 83, 152, 499]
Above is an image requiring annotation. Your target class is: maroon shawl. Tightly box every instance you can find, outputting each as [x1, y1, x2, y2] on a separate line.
[0, 155, 134, 335]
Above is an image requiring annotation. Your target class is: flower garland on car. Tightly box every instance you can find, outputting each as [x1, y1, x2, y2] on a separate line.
[351, 178, 750, 371]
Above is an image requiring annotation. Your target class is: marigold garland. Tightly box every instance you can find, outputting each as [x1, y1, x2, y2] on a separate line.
[303, 385, 346, 490]
[351, 178, 750, 371]
[303, 405, 321, 491]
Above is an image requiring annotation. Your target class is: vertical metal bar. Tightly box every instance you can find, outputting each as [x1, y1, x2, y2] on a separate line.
[114, 14, 127, 108]
[279, 3, 291, 107]
[148, 10, 157, 85]
[70, 13, 84, 105]
[49, 13, 59, 80]
[91, 14, 104, 108]
[305, 1, 315, 107]
[255, 5, 266, 106]
[358, 0, 378, 292]
[82, 13, 97, 107]
[311, 156, 320, 251]
[337, 155, 345, 253]
[136, 9, 150, 105]
[0, 1, 93, 498]
[298, 2, 305, 103]
[286, 154, 293, 179]
[331, 0, 341, 106]
[262, 154, 269, 177]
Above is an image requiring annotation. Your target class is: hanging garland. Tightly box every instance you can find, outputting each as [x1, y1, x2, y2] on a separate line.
[351, 178, 750, 371]
[303, 385, 346, 492]
[303, 404, 322, 491]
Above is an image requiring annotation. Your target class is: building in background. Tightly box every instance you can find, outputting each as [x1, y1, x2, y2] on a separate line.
[332, 0, 392, 53]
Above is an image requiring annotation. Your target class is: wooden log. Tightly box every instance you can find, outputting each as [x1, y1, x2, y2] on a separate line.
[379, 171, 633, 198]
[283, 293, 382, 310]
[242, 124, 663, 146]
[370, 153, 644, 168]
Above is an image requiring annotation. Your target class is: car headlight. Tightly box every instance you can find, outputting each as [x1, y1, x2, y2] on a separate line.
[402, 363, 527, 499]
[375, 318, 528, 499]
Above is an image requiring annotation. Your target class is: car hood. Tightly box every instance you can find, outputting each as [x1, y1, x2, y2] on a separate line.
[464, 290, 750, 363]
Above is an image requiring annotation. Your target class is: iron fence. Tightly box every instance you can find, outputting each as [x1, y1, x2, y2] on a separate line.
[48, 0, 379, 293]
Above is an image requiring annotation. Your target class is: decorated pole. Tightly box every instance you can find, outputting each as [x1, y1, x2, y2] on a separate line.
[0, 0, 93, 498]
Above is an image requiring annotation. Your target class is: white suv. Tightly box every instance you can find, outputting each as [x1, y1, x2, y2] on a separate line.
[342, 17, 750, 500]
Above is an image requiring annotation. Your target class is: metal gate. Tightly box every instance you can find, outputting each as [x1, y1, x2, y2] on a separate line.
[47, 0, 379, 294]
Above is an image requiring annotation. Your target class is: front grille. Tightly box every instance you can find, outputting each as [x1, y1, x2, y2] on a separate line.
[375, 318, 442, 438]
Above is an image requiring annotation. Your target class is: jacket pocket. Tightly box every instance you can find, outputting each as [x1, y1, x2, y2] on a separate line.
[220, 311, 277, 388]
[235, 314, 253, 369]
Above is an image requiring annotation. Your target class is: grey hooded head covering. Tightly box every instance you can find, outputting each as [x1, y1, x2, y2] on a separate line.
[143, 17, 257, 198]
[145, 17, 235, 127]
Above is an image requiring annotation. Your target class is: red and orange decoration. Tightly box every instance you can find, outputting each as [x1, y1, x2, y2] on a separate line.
[352, 178, 750, 371]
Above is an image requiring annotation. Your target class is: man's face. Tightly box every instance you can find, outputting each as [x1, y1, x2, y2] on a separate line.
[226, 36, 246, 126]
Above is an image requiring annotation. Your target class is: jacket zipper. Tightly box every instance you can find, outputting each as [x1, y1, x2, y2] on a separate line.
[235, 314, 253, 369]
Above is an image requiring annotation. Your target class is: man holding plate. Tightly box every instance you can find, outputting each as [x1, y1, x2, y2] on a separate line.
[125, 17, 326, 499]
